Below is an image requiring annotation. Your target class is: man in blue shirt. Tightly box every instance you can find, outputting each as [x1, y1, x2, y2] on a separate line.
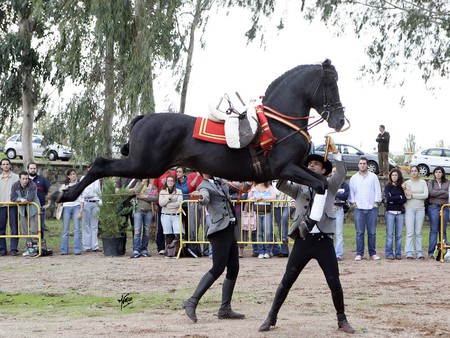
[28, 163, 51, 239]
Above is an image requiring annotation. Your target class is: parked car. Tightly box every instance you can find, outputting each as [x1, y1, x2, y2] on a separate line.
[3, 134, 74, 161]
[315, 143, 397, 174]
[409, 147, 450, 176]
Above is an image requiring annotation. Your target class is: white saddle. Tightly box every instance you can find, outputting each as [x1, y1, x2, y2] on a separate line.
[208, 95, 259, 148]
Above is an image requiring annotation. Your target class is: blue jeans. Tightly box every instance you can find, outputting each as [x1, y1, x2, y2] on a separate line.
[334, 208, 344, 259]
[274, 206, 290, 255]
[257, 213, 273, 255]
[427, 205, 448, 256]
[354, 207, 378, 257]
[40, 208, 46, 239]
[61, 205, 82, 254]
[133, 210, 152, 254]
[385, 212, 404, 258]
[0, 206, 18, 254]
[404, 207, 425, 258]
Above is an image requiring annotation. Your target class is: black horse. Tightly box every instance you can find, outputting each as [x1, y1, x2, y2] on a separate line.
[53, 59, 346, 203]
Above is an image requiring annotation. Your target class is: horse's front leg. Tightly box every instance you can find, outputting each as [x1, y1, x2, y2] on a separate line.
[278, 164, 328, 194]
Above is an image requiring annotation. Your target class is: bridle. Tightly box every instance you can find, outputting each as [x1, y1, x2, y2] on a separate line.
[256, 79, 348, 154]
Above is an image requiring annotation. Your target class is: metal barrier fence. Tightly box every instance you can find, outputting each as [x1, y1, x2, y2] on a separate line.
[0, 202, 42, 257]
[178, 199, 294, 259]
[439, 204, 450, 262]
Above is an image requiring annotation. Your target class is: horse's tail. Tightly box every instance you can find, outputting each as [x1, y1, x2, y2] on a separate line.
[120, 115, 146, 156]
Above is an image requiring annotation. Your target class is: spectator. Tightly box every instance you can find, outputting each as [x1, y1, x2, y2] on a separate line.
[402, 165, 428, 259]
[0, 158, 19, 256]
[188, 172, 205, 253]
[154, 169, 176, 255]
[426, 166, 449, 258]
[159, 174, 182, 257]
[131, 178, 158, 258]
[240, 199, 257, 258]
[27, 162, 51, 239]
[226, 181, 253, 258]
[384, 168, 406, 260]
[61, 169, 83, 255]
[259, 139, 354, 334]
[183, 174, 244, 323]
[332, 167, 350, 261]
[175, 167, 190, 240]
[376, 124, 390, 176]
[115, 177, 138, 239]
[10, 171, 41, 255]
[80, 164, 102, 253]
[248, 182, 277, 259]
[349, 157, 382, 261]
[273, 182, 294, 258]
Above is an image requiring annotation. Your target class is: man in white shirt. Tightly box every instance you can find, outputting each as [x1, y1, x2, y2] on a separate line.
[349, 157, 382, 261]
[0, 158, 19, 255]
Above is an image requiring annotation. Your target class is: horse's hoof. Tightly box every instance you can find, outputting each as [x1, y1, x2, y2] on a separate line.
[48, 184, 64, 202]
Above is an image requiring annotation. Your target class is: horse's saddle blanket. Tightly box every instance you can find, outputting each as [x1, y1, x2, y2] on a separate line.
[193, 107, 277, 153]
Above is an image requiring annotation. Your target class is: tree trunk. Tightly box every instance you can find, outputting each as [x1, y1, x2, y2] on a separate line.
[179, 0, 203, 114]
[103, 37, 115, 158]
[19, 11, 34, 166]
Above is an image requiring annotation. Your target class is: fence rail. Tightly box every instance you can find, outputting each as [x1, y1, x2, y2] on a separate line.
[0, 202, 42, 257]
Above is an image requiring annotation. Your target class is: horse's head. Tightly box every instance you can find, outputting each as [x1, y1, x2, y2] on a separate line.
[312, 59, 346, 131]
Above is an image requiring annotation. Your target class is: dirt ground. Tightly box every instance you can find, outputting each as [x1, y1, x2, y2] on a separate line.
[0, 248, 449, 338]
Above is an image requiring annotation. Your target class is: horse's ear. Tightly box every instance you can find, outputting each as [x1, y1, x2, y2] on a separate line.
[322, 59, 332, 68]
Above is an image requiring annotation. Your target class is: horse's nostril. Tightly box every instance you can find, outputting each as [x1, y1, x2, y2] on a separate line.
[340, 118, 345, 126]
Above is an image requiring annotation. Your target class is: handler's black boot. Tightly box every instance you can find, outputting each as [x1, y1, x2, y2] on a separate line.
[299, 215, 316, 238]
[259, 283, 290, 332]
[333, 288, 355, 334]
[182, 272, 216, 323]
[217, 279, 245, 319]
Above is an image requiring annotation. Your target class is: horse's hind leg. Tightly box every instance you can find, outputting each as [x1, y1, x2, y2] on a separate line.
[279, 165, 328, 193]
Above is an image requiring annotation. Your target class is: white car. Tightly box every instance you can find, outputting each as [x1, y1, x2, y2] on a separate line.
[410, 147, 450, 176]
[3, 134, 74, 161]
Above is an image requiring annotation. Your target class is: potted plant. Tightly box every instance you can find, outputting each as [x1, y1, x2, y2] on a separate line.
[98, 178, 132, 256]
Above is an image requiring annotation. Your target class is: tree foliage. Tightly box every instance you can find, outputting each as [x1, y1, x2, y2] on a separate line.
[301, 0, 450, 84]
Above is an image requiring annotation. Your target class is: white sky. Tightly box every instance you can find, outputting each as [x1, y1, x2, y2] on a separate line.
[154, 7, 448, 154]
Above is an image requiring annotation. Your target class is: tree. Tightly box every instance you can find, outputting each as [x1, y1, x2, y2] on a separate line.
[300, 0, 450, 84]
[0, 1, 52, 165]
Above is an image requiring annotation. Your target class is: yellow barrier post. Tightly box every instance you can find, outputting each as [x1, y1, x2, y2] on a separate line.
[0, 202, 42, 257]
[176, 199, 292, 259]
[439, 204, 449, 263]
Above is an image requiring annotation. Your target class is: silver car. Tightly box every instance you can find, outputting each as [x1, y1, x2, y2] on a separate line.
[315, 143, 397, 174]
[410, 147, 450, 176]
[3, 134, 74, 161]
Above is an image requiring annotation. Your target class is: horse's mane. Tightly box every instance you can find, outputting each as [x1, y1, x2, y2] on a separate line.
[264, 59, 338, 99]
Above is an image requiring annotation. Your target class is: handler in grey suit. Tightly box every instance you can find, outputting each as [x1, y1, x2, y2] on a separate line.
[259, 136, 355, 334]
[183, 173, 244, 323]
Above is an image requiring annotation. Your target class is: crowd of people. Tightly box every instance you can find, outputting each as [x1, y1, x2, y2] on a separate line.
[0, 157, 448, 262]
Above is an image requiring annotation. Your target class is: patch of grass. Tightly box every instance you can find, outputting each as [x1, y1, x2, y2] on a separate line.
[0, 290, 186, 318]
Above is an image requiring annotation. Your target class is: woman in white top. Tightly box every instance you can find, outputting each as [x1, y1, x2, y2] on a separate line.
[61, 169, 84, 255]
[159, 174, 183, 257]
[402, 165, 428, 259]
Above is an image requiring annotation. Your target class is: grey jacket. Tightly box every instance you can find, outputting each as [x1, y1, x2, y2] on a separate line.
[198, 179, 235, 238]
[277, 157, 346, 237]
